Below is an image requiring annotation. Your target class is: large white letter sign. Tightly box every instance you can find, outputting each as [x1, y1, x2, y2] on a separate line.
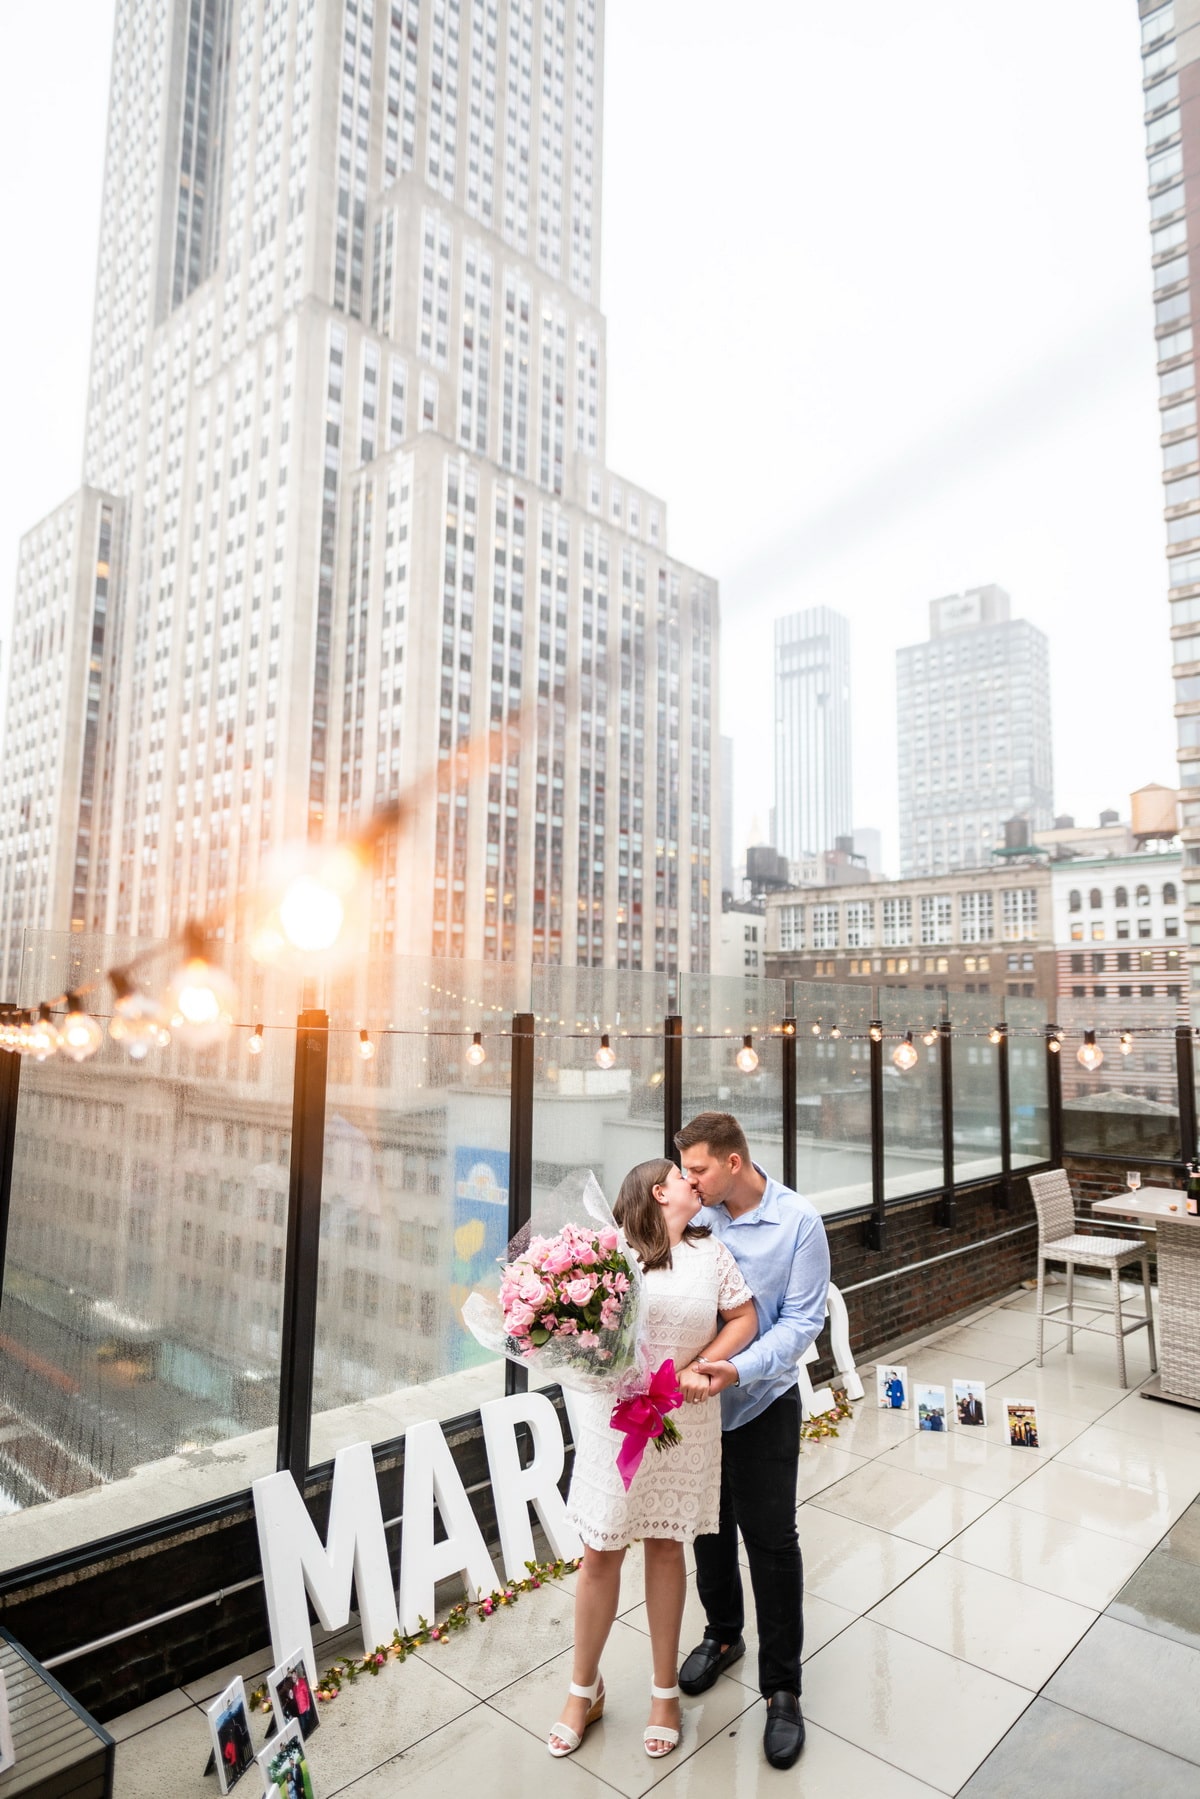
[479, 1391, 583, 1579]
[397, 1419, 499, 1633]
[253, 1440, 399, 1683]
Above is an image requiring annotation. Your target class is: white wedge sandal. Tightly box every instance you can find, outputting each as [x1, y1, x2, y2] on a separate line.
[547, 1676, 605, 1757]
[644, 1682, 682, 1759]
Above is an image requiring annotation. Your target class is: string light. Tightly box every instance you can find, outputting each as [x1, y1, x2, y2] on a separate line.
[247, 1024, 265, 1056]
[988, 1024, 1004, 1046]
[736, 1034, 759, 1073]
[109, 975, 171, 1060]
[166, 931, 236, 1048]
[1077, 1030, 1104, 1072]
[829, 1024, 841, 1039]
[810, 1020, 822, 1037]
[56, 993, 104, 1063]
[357, 1029, 376, 1061]
[28, 1006, 59, 1062]
[892, 1030, 919, 1072]
[466, 1031, 486, 1066]
[1047, 1026, 1063, 1054]
[1120, 1032, 1133, 1056]
[869, 1021, 883, 1043]
[248, 842, 369, 971]
[594, 1033, 617, 1070]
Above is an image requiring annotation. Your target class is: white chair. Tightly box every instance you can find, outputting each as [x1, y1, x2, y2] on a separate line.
[1028, 1169, 1157, 1388]
[798, 1282, 864, 1418]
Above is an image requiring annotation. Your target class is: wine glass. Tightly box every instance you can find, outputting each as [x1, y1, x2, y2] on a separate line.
[1127, 1171, 1142, 1195]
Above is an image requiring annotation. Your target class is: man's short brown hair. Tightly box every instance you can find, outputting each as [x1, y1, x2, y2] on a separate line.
[675, 1111, 751, 1163]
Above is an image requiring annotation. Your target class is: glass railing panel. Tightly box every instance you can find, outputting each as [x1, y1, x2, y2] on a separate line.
[1004, 994, 1050, 1168]
[309, 957, 525, 1464]
[792, 980, 874, 1214]
[880, 987, 945, 1200]
[678, 972, 788, 1189]
[531, 965, 669, 1213]
[0, 932, 301, 1570]
[1058, 993, 1182, 1161]
[946, 993, 1002, 1184]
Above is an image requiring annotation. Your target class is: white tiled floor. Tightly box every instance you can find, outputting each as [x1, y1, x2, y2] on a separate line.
[103, 1281, 1200, 1797]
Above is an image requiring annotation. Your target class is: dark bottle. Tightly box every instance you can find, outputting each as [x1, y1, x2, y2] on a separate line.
[1187, 1163, 1200, 1218]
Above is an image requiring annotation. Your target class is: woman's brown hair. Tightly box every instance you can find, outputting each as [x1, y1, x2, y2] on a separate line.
[613, 1158, 710, 1272]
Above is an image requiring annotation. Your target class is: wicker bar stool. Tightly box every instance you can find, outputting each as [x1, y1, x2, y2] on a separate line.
[1028, 1169, 1157, 1388]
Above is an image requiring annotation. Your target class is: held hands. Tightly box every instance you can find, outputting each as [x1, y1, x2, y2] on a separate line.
[695, 1357, 739, 1395]
[678, 1365, 712, 1405]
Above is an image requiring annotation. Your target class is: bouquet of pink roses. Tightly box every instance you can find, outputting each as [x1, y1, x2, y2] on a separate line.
[463, 1170, 649, 1394]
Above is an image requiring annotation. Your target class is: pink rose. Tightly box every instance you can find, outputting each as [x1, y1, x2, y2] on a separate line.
[597, 1227, 620, 1252]
[542, 1243, 575, 1275]
[564, 1275, 597, 1307]
[506, 1300, 536, 1333]
[516, 1272, 549, 1306]
[575, 1245, 599, 1268]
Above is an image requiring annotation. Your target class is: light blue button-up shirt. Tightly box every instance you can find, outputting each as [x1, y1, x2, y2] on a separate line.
[700, 1165, 831, 1431]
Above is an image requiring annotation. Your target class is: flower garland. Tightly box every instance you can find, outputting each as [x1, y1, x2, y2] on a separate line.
[799, 1387, 854, 1442]
[248, 1556, 581, 1713]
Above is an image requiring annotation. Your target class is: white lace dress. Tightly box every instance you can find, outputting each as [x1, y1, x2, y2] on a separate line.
[565, 1236, 754, 1549]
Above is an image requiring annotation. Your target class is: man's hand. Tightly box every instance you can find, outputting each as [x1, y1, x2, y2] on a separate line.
[695, 1357, 739, 1395]
[678, 1366, 711, 1404]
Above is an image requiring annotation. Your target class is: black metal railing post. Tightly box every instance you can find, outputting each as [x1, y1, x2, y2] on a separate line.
[781, 1018, 797, 1192]
[935, 1020, 956, 1231]
[1047, 1025, 1064, 1167]
[1176, 1024, 1197, 1173]
[277, 1009, 330, 1484]
[0, 1006, 22, 1300]
[663, 1014, 683, 1163]
[997, 1021, 1013, 1212]
[866, 1021, 885, 1252]
[506, 1012, 535, 1396]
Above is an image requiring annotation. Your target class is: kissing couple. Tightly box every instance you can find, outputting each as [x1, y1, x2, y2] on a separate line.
[547, 1111, 830, 1772]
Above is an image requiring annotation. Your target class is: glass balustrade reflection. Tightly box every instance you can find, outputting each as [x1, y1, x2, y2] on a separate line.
[792, 981, 873, 1214]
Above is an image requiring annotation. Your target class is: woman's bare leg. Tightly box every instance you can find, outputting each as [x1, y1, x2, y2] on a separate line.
[643, 1537, 686, 1751]
[549, 1545, 624, 1751]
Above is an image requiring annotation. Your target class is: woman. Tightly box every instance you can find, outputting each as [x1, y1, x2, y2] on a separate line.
[548, 1158, 757, 1760]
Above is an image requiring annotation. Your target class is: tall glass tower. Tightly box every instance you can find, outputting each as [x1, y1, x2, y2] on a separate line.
[773, 606, 852, 863]
[0, 0, 718, 986]
[1137, 0, 1200, 1009]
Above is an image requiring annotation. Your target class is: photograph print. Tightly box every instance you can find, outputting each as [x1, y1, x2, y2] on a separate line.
[267, 1650, 320, 1741]
[207, 1675, 256, 1795]
[876, 1364, 908, 1410]
[914, 1382, 947, 1431]
[954, 1380, 988, 1427]
[258, 1719, 316, 1799]
[1005, 1400, 1040, 1450]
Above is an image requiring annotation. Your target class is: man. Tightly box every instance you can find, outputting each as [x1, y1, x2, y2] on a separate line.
[960, 1389, 984, 1427]
[674, 1111, 830, 1771]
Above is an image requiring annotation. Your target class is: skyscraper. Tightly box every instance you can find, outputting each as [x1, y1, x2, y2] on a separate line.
[0, 0, 718, 989]
[773, 606, 852, 863]
[897, 585, 1053, 878]
[1137, 0, 1200, 1011]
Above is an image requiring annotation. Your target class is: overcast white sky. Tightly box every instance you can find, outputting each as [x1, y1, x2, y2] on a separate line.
[0, 1, 1175, 875]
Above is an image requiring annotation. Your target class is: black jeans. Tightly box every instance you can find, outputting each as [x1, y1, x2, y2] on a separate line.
[693, 1387, 803, 1697]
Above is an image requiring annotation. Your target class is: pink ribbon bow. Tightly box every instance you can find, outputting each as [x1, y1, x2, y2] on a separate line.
[610, 1358, 684, 1491]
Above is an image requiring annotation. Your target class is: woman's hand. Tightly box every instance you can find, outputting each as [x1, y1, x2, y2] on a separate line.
[678, 1365, 711, 1405]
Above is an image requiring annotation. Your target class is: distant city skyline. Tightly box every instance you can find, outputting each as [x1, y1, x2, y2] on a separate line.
[773, 606, 852, 863]
[0, 1, 1180, 889]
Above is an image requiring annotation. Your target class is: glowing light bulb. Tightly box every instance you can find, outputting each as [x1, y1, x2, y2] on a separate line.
[13, 1015, 36, 1056]
[1120, 1032, 1133, 1056]
[736, 1034, 759, 1074]
[465, 1031, 486, 1066]
[27, 1006, 59, 1062]
[109, 979, 171, 1060]
[781, 1020, 796, 1037]
[922, 1027, 938, 1047]
[1047, 1027, 1063, 1054]
[829, 1024, 842, 1040]
[358, 1028, 376, 1061]
[869, 1022, 883, 1044]
[166, 935, 236, 1047]
[250, 842, 367, 970]
[247, 1024, 265, 1056]
[988, 1024, 1003, 1046]
[810, 1021, 822, 1037]
[57, 993, 104, 1062]
[892, 1031, 919, 1072]
[595, 1033, 617, 1070]
[1077, 1030, 1104, 1072]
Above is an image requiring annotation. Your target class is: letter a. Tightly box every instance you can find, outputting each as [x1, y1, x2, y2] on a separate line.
[397, 1419, 498, 1633]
